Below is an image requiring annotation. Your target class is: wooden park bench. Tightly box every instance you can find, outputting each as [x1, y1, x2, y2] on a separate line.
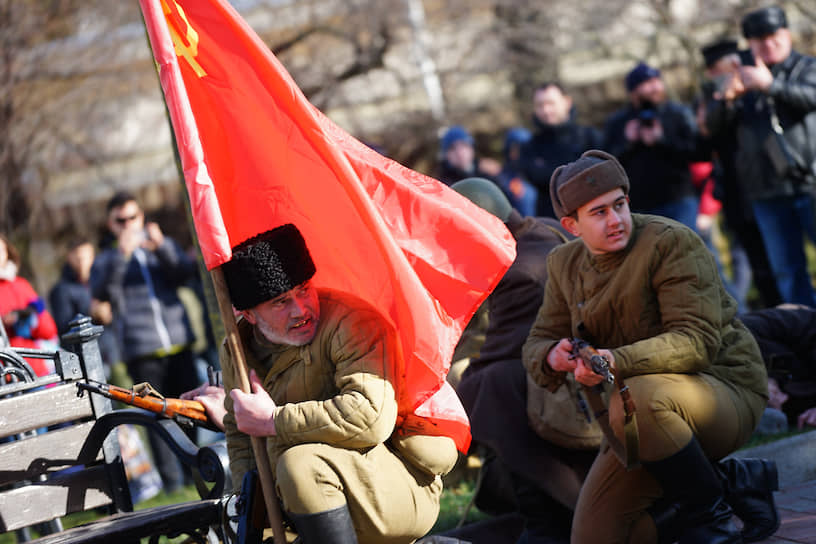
[0, 315, 234, 543]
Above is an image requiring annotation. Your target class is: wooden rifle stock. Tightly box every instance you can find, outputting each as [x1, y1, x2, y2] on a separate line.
[77, 380, 216, 430]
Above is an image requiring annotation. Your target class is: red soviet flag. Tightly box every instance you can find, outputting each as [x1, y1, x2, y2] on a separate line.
[139, 0, 515, 452]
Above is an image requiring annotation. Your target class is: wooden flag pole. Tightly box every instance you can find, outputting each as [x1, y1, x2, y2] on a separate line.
[210, 267, 287, 544]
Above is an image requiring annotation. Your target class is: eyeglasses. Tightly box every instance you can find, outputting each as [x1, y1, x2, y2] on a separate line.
[114, 214, 139, 225]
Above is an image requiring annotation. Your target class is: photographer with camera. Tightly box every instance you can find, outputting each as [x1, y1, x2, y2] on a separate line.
[602, 62, 700, 231]
[695, 39, 783, 311]
[91, 190, 201, 493]
[702, 5, 816, 308]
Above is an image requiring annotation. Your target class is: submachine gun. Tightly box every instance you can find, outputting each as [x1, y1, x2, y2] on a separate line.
[569, 337, 639, 470]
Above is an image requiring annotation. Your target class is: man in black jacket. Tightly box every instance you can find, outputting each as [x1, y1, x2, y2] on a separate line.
[519, 82, 602, 218]
[603, 62, 700, 230]
[697, 39, 782, 310]
[705, 5, 816, 307]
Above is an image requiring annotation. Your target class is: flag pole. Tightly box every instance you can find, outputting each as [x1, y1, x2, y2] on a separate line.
[210, 267, 287, 544]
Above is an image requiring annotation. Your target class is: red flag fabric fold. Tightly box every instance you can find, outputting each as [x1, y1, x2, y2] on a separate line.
[139, 0, 516, 453]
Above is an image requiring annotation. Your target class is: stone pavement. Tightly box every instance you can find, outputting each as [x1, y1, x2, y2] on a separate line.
[759, 478, 816, 543]
[731, 430, 816, 543]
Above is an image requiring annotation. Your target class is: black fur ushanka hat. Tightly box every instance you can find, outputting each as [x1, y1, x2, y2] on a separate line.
[222, 224, 316, 310]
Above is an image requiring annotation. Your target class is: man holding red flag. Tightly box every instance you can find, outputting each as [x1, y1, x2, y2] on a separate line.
[139, 0, 515, 540]
[220, 224, 459, 543]
[139, 0, 514, 457]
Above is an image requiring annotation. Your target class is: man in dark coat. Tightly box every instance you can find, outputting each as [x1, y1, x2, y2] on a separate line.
[697, 38, 782, 309]
[447, 177, 594, 544]
[603, 62, 700, 230]
[704, 5, 816, 306]
[519, 82, 602, 218]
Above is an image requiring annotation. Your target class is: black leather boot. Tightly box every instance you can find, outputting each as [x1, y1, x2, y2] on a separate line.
[643, 438, 742, 544]
[288, 505, 359, 544]
[717, 458, 780, 542]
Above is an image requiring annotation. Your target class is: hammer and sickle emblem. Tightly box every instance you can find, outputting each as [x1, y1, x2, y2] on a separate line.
[161, 0, 207, 78]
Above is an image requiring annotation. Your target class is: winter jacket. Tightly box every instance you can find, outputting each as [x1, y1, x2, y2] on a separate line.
[706, 50, 816, 200]
[741, 305, 816, 386]
[522, 214, 768, 402]
[221, 289, 458, 490]
[49, 264, 94, 335]
[90, 238, 196, 362]
[49, 264, 120, 365]
[603, 101, 699, 212]
[520, 117, 603, 217]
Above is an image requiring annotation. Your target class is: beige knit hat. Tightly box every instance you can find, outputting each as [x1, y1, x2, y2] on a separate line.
[549, 150, 630, 219]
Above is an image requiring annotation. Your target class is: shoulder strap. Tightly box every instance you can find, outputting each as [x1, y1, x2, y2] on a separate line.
[581, 381, 640, 470]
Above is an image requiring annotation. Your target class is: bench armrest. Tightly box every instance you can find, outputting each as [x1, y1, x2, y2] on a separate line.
[79, 408, 232, 499]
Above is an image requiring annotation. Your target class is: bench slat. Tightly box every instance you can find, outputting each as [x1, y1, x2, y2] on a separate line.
[0, 384, 94, 438]
[0, 422, 102, 485]
[0, 465, 113, 532]
[28, 500, 223, 544]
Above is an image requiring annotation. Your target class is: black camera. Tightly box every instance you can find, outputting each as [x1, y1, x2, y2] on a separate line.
[636, 100, 658, 127]
[738, 49, 756, 67]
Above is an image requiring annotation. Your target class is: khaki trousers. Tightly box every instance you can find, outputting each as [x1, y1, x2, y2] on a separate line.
[275, 442, 443, 544]
[571, 373, 766, 544]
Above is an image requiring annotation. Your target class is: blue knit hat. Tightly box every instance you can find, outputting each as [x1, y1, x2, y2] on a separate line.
[503, 127, 532, 157]
[625, 62, 661, 92]
[440, 125, 474, 153]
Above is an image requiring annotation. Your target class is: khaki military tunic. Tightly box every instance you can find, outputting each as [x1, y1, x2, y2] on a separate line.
[221, 289, 457, 543]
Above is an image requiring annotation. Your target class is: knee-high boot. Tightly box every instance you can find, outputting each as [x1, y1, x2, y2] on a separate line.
[288, 505, 359, 544]
[717, 458, 780, 542]
[643, 437, 742, 544]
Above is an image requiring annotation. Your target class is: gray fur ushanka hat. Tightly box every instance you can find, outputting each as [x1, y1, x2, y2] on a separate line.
[222, 224, 316, 311]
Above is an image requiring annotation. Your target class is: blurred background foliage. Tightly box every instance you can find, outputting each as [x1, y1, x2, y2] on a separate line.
[1, 0, 814, 293]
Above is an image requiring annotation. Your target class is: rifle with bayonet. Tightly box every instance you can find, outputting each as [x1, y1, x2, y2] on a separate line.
[76, 379, 220, 432]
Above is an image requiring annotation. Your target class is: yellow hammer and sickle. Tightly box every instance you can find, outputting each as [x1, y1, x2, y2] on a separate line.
[161, 0, 207, 78]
